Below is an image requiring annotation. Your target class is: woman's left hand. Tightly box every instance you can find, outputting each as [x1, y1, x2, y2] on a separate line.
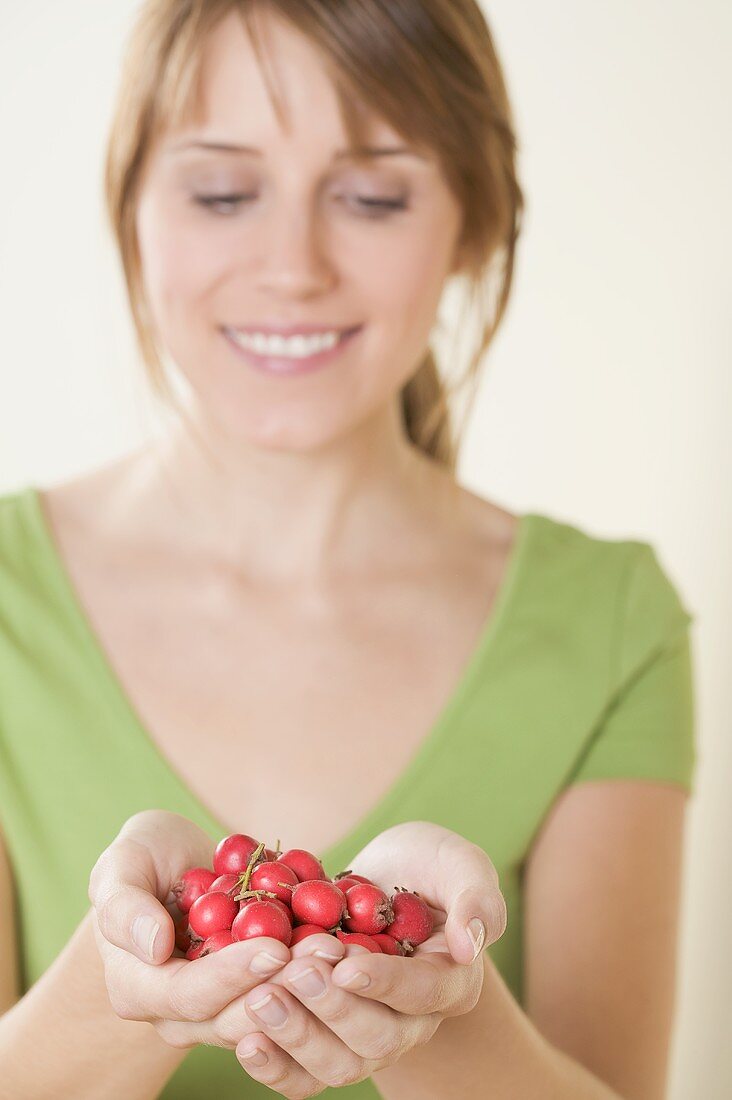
[231, 821, 507, 1096]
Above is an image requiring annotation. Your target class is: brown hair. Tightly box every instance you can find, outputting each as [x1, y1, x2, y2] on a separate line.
[104, 0, 524, 474]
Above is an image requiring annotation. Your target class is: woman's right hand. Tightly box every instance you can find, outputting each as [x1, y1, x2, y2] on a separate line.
[87, 809, 294, 1050]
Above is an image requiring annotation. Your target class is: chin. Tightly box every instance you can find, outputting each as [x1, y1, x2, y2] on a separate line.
[213, 403, 357, 455]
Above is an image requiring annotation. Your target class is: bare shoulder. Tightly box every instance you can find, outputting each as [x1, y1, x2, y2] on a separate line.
[38, 448, 154, 544]
[447, 474, 521, 557]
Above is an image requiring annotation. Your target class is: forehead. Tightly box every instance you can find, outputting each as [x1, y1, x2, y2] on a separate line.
[176, 8, 400, 155]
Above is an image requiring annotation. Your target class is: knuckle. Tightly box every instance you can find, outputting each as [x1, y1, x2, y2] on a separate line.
[212, 1005, 248, 1049]
[321, 1060, 366, 1089]
[318, 998, 351, 1027]
[422, 976, 447, 1015]
[362, 1026, 403, 1063]
[167, 975, 208, 1023]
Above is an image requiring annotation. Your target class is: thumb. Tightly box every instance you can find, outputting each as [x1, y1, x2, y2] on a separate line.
[444, 884, 507, 965]
[88, 836, 174, 965]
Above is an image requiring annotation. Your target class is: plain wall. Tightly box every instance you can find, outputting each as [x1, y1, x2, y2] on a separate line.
[1, 2, 730, 1096]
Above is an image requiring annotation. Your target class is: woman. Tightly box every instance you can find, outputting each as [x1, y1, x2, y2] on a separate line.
[0, 2, 696, 1097]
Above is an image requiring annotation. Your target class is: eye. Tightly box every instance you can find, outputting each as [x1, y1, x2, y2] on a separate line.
[350, 195, 408, 218]
[192, 194, 253, 215]
[192, 193, 409, 218]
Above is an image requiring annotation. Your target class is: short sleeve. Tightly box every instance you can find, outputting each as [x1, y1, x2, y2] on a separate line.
[566, 541, 698, 795]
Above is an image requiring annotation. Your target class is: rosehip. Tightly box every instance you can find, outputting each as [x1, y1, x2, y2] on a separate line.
[371, 933, 406, 955]
[336, 930, 382, 952]
[213, 834, 262, 877]
[199, 929, 235, 956]
[209, 874, 242, 896]
[343, 883, 394, 935]
[188, 890, 238, 939]
[249, 861, 298, 903]
[385, 889, 434, 948]
[277, 848, 327, 882]
[290, 880, 346, 929]
[290, 923, 333, 945]
[240, 894, 293, 925]
[335, 871, 374, 886]
[333, 876, 362, 895]
[186, 939, 205, 961]
[172, 867, 217, 913]
[231, 900, 292, 946]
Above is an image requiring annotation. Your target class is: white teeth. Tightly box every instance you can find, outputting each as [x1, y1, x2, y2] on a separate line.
[228, 329, 343, 358]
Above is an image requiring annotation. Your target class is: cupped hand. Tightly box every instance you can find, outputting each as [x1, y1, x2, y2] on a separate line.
[231, 821, 507, 1097]
[87, 809, 295, 1049]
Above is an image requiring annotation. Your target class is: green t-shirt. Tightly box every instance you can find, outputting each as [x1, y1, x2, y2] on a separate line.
[0, 486, 697, 1098]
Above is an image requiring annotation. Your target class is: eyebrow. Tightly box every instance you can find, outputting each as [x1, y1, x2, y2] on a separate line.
[166, 139, 428, 162]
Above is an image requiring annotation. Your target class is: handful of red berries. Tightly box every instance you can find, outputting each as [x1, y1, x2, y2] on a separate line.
[172, 833, 434, 960]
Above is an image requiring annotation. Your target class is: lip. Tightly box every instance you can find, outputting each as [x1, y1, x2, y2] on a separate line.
[222, 324, 363, 376]
[229, 322, 361, 337]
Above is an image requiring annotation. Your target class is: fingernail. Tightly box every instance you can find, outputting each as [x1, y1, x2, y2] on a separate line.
[132, 915, 160, 961]
[240, 1045, 268, 1067]
[251, 951, 286, 975]
[248, 992, 288, 1027]
[467, 918, 485, 961]
[314, 949, 342, 962]
[333, 969, 370, 990]
[288, 967, 326, 998]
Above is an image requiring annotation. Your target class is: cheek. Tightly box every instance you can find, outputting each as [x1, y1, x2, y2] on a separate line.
[137, 197, 226, 322]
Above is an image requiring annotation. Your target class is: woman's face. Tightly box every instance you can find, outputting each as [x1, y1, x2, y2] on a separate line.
[136, 9, 464, 452]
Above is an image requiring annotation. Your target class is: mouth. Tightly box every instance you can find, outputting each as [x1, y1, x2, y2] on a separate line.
[221, 323, 364, 376]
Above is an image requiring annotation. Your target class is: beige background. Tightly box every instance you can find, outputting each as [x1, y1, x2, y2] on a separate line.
[1, 2, 730, 1096]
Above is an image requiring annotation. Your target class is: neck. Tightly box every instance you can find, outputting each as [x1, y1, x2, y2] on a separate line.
[144, 397, 454, 588]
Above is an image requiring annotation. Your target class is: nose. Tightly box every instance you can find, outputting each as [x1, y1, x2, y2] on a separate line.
[256, 202, 337, 298]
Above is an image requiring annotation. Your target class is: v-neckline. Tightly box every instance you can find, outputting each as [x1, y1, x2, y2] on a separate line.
[24, 484, 537, 872]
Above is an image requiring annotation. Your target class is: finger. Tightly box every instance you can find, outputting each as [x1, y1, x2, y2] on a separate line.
[444, 882, 507, 965]
[432, 832, 507, 964]
[104, 935, 290, 1023]
[89, 837, 175, 964]
[237, 1032, 324, 1098]
[331, 949, 482, 1017]
[289, 932, 345, 965]
[281, 956, 415, 1064]
[242, 978, 372, 1088]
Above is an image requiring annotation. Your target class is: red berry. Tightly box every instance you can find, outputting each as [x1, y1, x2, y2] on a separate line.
[188, 890, 239, 939]
[333, 876, 361, 895]
[371, 933, 406, 955]
[232, 900, 292, 946]
[174, 914, 192, 952]
[343, 883, 394, 935]
[209, 873, 242, 896]
[385, 890, 434, 948]
[290, 881, 346, 929]
[213, 834, 263, 877]
[277, 849, 327, 882]
[336, 930, 382, 952]
[172, 867, 217, 913]
[290, 923, 333, 945]
[249, 861, 298, 903]
[199, 929, 235, 955]
[240, 894, 293, 925]
[335, 871, 374, 886]
[186, 939, 205, 960]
